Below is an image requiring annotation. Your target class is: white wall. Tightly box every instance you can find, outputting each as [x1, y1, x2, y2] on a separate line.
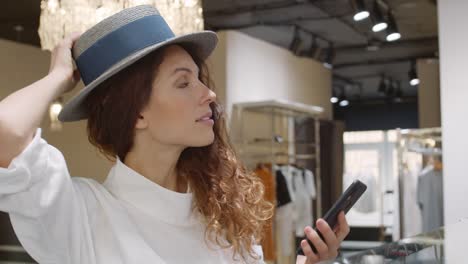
[438, 1, 468, 262]
[417, 58, 441, 128]
[209, 30, 332, 120]
[0, 39, 112, 182]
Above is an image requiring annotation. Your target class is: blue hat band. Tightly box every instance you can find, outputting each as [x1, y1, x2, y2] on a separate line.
[76, 14, 175, 86]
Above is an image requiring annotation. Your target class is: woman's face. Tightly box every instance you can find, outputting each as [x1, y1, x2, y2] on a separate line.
[137, 45, 217, 148]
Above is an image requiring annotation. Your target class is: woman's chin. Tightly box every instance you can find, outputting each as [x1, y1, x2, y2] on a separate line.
[187, 134, 215, 147]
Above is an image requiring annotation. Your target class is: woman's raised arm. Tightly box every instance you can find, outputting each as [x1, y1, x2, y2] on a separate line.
[0, 32, 81, 168]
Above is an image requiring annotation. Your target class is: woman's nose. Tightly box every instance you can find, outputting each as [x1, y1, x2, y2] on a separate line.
[201, 84, 217, 104]
[207, 89, 217, 103]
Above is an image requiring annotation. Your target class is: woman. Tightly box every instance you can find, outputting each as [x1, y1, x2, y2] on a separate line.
[0, 5, 349, 264]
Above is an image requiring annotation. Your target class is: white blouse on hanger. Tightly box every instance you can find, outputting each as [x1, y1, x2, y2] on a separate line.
[291, 168, 316, 237]
[0, 128, 264, 264]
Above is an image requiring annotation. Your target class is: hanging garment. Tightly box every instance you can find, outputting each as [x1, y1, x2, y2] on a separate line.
[417, 168, 444, 233]
[399, 153, 425, 238]
[278, 165, 297, 202]
[0, 128, 265, 264]
[274, 167, 293, 208]
[273, 165, 296, 260]
[303, 169, 317, 202]
[275, 203, 294, 257]
[254, 164, 276, 261]
[291, 168, 316, 237]
[402, 165, 423, 237]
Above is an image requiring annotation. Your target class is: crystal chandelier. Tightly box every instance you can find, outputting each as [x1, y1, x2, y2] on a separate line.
[38, 0, 204, 51]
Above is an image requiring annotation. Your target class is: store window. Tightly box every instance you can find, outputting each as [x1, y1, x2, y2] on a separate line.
[343, 130, 397, 233]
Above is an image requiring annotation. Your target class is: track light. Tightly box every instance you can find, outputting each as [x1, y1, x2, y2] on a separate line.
[335, 86, 350, 107]
[331, 88, 339, 104]
[339, 85, 350, 107]
[308, 35, 319, 58]
[409, 60, 419, 86]
[323, 42, 335, 69]
[385, 78, 395, 96]
[371, 1, 387, 32]
[378, 75, 387, 95]
[339, 97, 350, 107]
[352, 0, 370, 21]
[387, 32, 401, 42]
[394, 81, 403, 102]
[289, 26, 302, 55]
[409, 76, 420, 86]
[386, 11, 401, 42]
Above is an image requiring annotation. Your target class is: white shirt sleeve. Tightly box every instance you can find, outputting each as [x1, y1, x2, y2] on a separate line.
[0, 128, 93, 264]
[251, 244, 265, 264]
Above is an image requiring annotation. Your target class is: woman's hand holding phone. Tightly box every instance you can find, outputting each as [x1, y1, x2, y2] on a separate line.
[295, 180, 367, 263]
[296, 211, 350, 264]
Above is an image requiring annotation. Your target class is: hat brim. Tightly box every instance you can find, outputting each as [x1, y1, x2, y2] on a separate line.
[58, 31, 218, 122]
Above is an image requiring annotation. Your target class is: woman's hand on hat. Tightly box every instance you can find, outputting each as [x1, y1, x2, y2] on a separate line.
[48, 32, 82, 95]
[296, 212, 350, 264]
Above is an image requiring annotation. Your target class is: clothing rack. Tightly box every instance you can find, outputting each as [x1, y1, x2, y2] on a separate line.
[395, 127, 442, 240]
[232, 99, 323, 264]
[400, 127, 442, 155]
[233, 99, 323, 216]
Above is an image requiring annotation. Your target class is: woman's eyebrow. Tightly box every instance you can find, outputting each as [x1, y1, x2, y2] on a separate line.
[172, 67, 200, 76]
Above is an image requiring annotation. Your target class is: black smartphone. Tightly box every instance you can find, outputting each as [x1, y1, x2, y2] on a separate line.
[296, 179, 367, 256]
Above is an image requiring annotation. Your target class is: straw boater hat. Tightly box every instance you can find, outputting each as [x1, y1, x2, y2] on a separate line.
[58, 5, 218, 122]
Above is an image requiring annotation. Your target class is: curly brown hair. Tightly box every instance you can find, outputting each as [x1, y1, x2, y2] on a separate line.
[84, 44, 274, 262]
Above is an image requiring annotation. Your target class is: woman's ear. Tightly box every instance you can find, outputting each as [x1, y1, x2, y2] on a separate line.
[135, 113, 148, 129]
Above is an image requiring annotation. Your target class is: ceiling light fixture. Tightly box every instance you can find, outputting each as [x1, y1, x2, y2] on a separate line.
[339, 97, 350, 107]
[308, 35, 319, 58]
[378, 75, 387, 95]
[371, 1, 388, 32]
[385, 11, 401, 42]
[338, 85, 350, 107]
[387, 79, 396, 96]
[289, 26, 302, 56]
[352, 0, 370, 21]
[394, 81, 403, 102]
[323, 42, 335, 69]
[409, 60, 420, 86]
[331, 88, 339, 104]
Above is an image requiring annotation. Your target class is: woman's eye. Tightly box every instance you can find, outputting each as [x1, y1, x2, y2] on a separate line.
[178, 82, 189, 88]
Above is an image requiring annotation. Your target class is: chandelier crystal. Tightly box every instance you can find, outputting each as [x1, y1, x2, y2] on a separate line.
[38, 0, 204, 51]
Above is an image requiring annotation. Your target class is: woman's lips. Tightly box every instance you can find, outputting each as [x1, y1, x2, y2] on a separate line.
[196, 116, 214, 125]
